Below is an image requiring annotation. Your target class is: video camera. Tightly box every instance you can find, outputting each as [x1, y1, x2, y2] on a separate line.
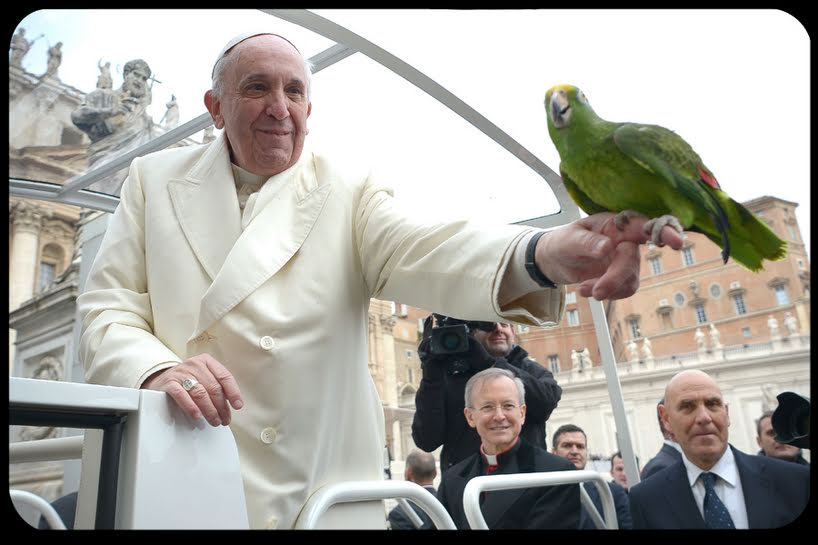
[771, 392, 810, 449]
[426, 314, 496, 375]
[429, 314, 496, 355]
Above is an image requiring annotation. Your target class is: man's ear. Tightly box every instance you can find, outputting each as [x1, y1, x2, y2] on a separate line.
[204, 90, 224, 129]
[464, 407, 477, 429]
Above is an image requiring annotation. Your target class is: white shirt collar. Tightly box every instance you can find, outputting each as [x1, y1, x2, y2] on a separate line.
[664, 439, 684, 454]
[682, 445, 738, 489]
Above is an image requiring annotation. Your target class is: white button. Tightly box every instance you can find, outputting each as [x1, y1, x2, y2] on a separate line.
[259, 336, 275, 350]
[266, 517, 278, 529]
[260, 427, 277, 444]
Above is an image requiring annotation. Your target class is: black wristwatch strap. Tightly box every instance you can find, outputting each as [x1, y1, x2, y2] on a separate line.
[525, 231, 557, 289]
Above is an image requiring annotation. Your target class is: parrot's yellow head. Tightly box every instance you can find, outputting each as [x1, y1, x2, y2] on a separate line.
[545, 84, 590, 129]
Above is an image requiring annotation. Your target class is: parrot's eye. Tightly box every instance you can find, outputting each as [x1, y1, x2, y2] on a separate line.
[576, 90, 588, 104]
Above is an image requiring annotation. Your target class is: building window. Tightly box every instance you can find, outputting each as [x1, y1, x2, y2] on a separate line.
[407, 368, 414, 383]
[565, 291, 576, 304]
[674, 292, 686, 307]
[37, 262, 56, 292]
[627, 317, 640, 339]
[786, 223, 798, 241]
[694, 303, 708, 324]
[773, 284, 790, 305]
[797, 259, 805, 270]
[516, 324, 530, 334]
[682, 247, 695, 266]
[732, 293, 747, 315]
[742, 327, 752, 338]
[547, 354, 559, 374]
[661, 313, 673, 331]
[649, 256, 662, 275]
[566, 309, 580, 327]
[709, 283, 721, 298]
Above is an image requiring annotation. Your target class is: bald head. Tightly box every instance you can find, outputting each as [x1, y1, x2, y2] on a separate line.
[660, 370, 730, 470]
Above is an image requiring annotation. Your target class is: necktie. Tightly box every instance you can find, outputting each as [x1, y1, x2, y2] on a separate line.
[701, 472, 735, 529]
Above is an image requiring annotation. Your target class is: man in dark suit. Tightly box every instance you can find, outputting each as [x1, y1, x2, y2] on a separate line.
[434, 368, 580, 529]
[640, 397, 683, 480]
[755, 410, 810, 466]
[388, 449, 438, 529]
[551, 424, 633, 529]
[629, 370, 810, 529]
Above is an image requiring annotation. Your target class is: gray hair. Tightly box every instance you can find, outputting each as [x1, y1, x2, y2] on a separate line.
[464, 367, 525, 408]
[404, 449, 437, 481]
[211, 38, 313, 100]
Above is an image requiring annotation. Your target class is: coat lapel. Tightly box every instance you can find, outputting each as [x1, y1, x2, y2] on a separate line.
[167, 133, 242, 281]
[732, 446, 771, 528]
[663, 462, 707, 528]
[192, 153, 331, 339]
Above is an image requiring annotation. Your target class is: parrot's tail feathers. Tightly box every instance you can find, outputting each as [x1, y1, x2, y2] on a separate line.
[723, 198, 788, 272]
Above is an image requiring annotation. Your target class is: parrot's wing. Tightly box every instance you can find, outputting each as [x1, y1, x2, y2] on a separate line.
[612, 124, 731, 261]
[560, 169, 610, 216]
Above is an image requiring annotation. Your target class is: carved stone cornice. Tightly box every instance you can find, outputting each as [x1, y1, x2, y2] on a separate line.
[379, 315, 397, 333]
[10, 200, 52, 234]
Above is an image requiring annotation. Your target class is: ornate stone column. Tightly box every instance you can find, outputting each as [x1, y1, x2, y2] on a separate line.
[9, 200, 51, 372]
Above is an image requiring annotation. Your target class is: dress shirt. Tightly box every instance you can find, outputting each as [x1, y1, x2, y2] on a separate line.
[681, 446, 749, 529]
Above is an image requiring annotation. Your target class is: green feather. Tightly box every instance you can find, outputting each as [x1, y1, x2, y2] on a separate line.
[545, 84, 787, 272]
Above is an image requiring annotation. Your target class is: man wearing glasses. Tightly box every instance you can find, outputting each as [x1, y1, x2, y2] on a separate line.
[412, 315, 561, 474]
[433, 368, 579, 529]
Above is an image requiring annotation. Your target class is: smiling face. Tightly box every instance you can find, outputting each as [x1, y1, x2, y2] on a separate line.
[660, 370, 730, 470]
[472, 322, 515, 357]
[205, 35, 312, 177]
[464, 375, 526, 455]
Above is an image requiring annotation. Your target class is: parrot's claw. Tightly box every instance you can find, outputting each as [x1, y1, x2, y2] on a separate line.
[614, 210, 648, 231]
[644, 215, 684, 246]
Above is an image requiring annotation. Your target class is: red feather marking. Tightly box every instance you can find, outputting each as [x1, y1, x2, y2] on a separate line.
[698, 166, 720, 190]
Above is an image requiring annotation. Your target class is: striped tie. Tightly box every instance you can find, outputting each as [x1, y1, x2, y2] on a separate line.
[701, 472, 735, 529]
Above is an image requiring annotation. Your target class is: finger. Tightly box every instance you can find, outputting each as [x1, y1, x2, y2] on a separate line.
[577, 279, 597, 299]
[660, 225, 684, 250]
[186, 378, 223, 427]
[204, 356, 244, 422]
[592, 242, 641, 300]
[163, 381, 204, 422]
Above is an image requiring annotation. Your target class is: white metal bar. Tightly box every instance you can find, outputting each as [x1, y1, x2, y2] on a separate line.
[262, 9, 579, 227]
[10, 489, 67, 529]
[9, 436, 84, 464]
[10, 178, 119, 213]
[395, 497, 425, 528]
[462, 469, 617, 530]
[579, 482, 607, 529]
[295, 480, 456, 530]
[589, 299, 641, 489]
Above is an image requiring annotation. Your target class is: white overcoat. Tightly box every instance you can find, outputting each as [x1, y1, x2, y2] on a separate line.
[77, 134, 564, 528]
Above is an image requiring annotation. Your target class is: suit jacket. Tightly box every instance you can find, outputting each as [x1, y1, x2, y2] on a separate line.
[435, 438, 580, 529]
[640, 442, 683, 480]
[629, 445, 810, 529]
[387, 485, 437, 529]
[77, 135, 564, 529]
[580, 480, 632, 529]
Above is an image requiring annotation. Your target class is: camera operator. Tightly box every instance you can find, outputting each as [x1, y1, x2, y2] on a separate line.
[412, 314, 562, 473]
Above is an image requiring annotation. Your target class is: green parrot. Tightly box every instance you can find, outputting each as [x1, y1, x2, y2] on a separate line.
[544, 83, 786, 272]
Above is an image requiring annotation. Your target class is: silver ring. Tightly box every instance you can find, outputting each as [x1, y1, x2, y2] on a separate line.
[182, 378, 199, 392]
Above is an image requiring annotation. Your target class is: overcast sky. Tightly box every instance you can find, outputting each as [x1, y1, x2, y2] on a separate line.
[13, 9, 810, 258]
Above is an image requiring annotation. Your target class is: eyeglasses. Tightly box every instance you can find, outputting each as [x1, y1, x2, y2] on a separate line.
[471, 403, 520, 416]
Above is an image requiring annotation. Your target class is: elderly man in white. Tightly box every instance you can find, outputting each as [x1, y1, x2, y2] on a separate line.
[77, 31, 682, 529]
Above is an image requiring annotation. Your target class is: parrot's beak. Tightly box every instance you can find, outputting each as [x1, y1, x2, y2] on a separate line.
[549, 90, 571, 129]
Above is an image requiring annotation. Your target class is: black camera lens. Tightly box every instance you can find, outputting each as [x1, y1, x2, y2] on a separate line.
[440, 332, 463, 351]
[473, 321, 497, 332]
